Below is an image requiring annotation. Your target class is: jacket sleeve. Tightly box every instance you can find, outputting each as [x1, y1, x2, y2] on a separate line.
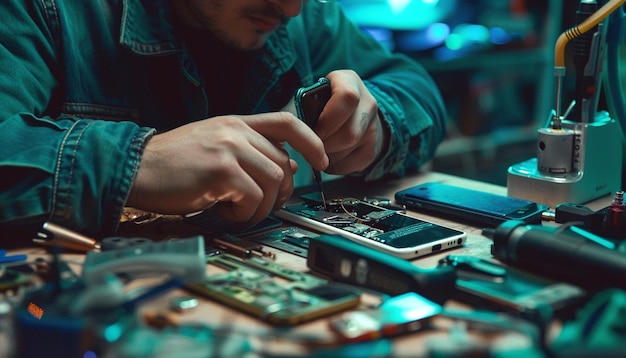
[0, 1, 153, 239]
[300, 3, 447, 180]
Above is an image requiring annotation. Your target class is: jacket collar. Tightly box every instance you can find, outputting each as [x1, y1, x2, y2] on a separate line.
[117, 0, 297, 81]
[119, 0, 183, 55]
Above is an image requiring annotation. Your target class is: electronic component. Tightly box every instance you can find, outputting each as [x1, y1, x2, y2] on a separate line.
[395, 182, 548, 227]
[329, 292, 441, 343]
[306, 234, 456, 304]
[81, 236, 206, 284]
[213, 234, 276, 260]
[246, 226, 320, 258]
[185, 252, 361, 326]
[99, 236, 153, 251]
[486, 220, 626, 292]
[439, 255, 587, 321]
[552, 192, 626, 239]
[507, 0, 624, 207]
[0, 268, 30, 292]
[551, 289, 626, 357]
[276, 194, 466, 259]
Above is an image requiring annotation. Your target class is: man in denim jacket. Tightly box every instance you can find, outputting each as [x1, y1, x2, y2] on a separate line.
[0, 0, 446, 238]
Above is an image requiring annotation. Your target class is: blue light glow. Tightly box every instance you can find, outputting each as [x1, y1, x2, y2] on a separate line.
[456, 24, 490, 43]
[388, 0, 411, 14]
[362, 27, 394, 43]
[104, 323, 124, 342]
[394, 23, 449, 52]
[490, 27, 512, 45]
[445, 33, 465, 50]
[426, 23, 450, 43]
[339, 0, 455, 30]
[362, 27, 395, 51]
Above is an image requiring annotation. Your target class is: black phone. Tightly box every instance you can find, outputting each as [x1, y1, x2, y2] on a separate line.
[394, 182, 549, 227]
[294, 77, 331, 127]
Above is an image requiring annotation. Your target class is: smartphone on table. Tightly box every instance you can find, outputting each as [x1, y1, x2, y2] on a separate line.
[394, 182, 549, 227]
[274, 193, 466, 260]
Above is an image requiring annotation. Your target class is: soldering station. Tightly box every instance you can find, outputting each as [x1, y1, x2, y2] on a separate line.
[2, 1, 626, 357]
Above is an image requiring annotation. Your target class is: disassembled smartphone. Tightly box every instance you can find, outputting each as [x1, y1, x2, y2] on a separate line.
[395, 182, 550, 227]
[185, 252, 362, 326]
[274, 193, 466, 260]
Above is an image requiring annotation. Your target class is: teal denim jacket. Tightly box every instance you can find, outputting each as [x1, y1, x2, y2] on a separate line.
[0, 0, 446, 238]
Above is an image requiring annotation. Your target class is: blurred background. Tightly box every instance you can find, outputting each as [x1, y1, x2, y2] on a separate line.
[338, 0, 625, 186]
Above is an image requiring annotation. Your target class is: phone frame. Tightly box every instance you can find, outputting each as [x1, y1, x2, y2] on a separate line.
[394, 182, 549, 227]
[294, 77, 331, 127]
[275, 197, 466, 260]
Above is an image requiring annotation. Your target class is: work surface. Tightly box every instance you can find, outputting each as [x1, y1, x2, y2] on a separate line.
[1, 171, 616, 357]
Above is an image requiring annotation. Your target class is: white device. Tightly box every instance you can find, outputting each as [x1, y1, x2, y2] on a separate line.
[508, 111, 622, 207]
[507, 1, 624, 207]
[275, 197, 466, 260]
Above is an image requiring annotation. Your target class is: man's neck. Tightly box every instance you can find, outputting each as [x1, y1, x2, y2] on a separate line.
[178, 24, 253, 116]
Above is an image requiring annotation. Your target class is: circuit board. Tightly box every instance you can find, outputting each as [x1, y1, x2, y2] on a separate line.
[247, 226, 320, 258]
[185, 253, 362, 326]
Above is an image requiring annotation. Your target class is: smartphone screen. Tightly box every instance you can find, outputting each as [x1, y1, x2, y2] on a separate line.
[274, 194, 466, 259]
[394, 182, 549, 227]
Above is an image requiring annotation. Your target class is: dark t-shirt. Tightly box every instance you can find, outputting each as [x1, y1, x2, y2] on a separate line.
[179, 25, 252, 116]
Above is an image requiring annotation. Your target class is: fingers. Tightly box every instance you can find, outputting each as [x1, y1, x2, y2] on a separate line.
[209, 113, 327, 225]
[211, 125, 294, 224]
[130, 112, 330, 227]
[319, 70, 381, 173]
[206, 114, 319, 225]
[240, 111, 329, 171]
[325, 111, 380, 175]
[318, 70, 361, 140]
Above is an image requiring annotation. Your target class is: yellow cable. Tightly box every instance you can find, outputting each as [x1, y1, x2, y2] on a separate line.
[554, 0, 626, 68]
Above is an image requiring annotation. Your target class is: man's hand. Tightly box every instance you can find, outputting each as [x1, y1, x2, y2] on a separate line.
[127, 112, 328, 225]
[317, 70, 389, 175]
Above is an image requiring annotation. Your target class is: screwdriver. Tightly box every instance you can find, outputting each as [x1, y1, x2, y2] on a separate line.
[313, 169, 327, 210]
[294, 77, 331, 211]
